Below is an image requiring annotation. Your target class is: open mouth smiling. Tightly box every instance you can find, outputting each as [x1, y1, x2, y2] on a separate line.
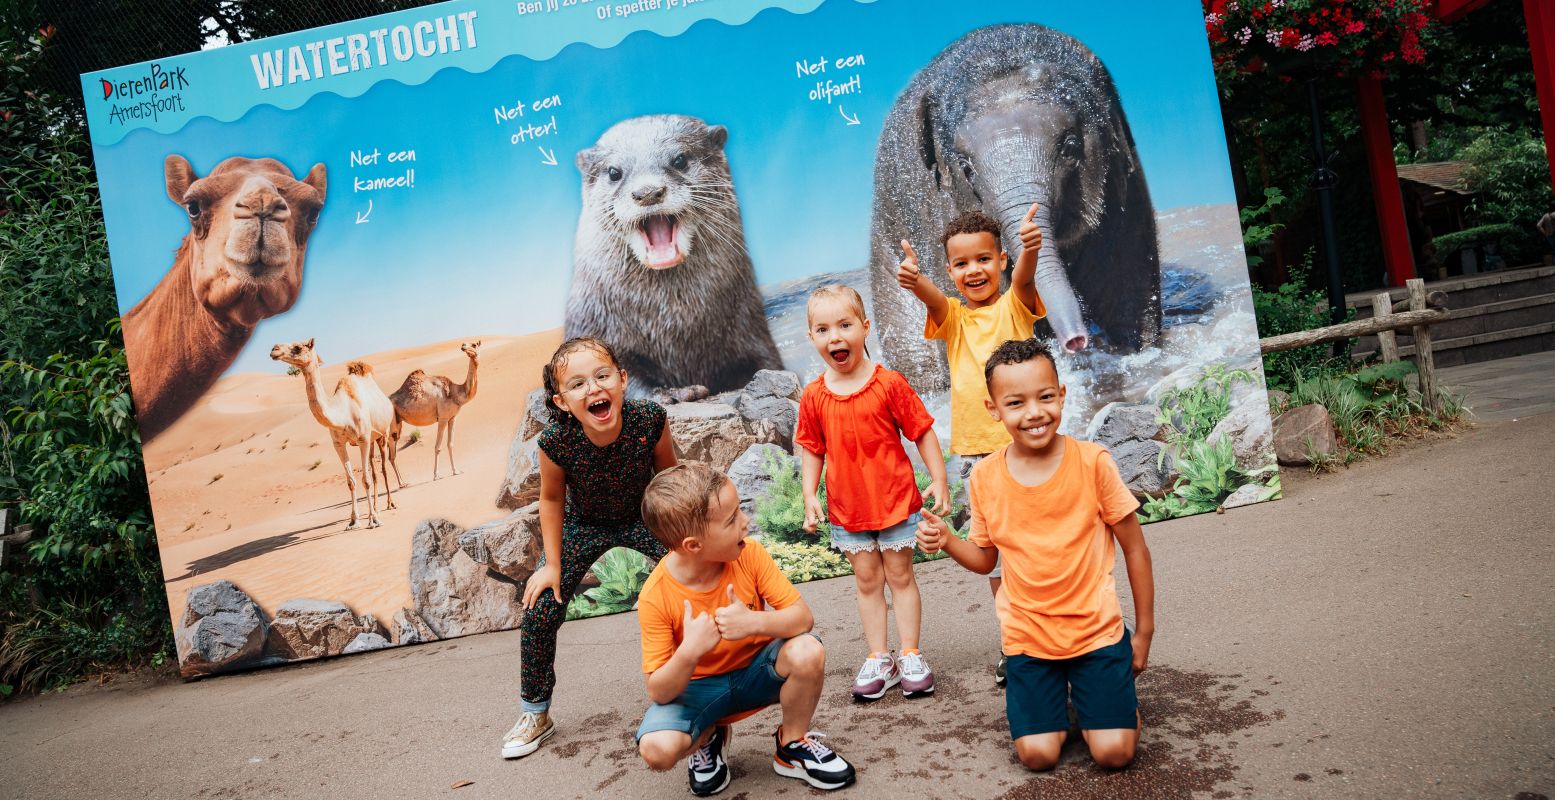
[636, 214, 683, 269]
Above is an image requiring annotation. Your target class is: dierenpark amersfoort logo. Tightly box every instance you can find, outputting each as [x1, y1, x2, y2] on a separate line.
[100, 61, 190, 126]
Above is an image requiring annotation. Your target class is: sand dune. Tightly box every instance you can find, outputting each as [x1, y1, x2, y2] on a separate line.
[149, 329, 562, 626]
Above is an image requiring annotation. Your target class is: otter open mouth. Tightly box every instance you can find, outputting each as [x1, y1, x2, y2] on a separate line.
[637, 214, 684, 269]
[586, 398, 613, 421]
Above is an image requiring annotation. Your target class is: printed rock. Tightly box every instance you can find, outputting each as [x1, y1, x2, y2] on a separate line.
[177, 580, 269, 675]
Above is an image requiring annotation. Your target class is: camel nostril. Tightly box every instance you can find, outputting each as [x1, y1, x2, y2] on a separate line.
[1064, 335, 1088, 353]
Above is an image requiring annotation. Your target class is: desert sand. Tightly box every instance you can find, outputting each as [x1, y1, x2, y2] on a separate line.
[145, 328, 562, 628]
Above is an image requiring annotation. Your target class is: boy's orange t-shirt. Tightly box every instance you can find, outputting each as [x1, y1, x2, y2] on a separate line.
[967, 436, 1140, 660]
[637, 538, 802, 679]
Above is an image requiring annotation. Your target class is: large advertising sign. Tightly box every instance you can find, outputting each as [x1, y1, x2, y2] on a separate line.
[84, 0, 1278, 676]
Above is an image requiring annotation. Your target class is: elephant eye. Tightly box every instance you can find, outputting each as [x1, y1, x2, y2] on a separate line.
[1060, 134, 1082, 159]
[606, 166, 623, 182]
[956, 153, 975, 181]
[670, 153, 688, 171]
[185, 199, 201, 218]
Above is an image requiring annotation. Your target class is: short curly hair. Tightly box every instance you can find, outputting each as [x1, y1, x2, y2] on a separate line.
[983, 338, 1057, 391]
[940, 211, 1002, 249]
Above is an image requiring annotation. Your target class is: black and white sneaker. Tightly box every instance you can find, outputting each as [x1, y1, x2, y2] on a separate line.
[688, 726, 730, 796]
[772, 729, 856, 790]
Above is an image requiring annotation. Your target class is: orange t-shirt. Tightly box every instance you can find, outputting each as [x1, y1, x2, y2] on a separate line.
[793, 365, 935, 532]
[637, 538, 802, 678]
[967, 437, 1141, 660]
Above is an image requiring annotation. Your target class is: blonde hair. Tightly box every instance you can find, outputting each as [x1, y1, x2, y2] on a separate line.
[641, 463, 731, 551]
[806, 285, 869, 328]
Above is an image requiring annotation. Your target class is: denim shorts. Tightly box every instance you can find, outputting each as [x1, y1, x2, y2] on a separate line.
[831, 513, 920, 554]
[636, 635, 807, 742]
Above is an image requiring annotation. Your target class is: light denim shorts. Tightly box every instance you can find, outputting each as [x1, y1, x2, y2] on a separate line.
[831, 513, 920, 554]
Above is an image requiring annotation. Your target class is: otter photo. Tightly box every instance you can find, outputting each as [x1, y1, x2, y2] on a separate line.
[83, 0, 1273, 676]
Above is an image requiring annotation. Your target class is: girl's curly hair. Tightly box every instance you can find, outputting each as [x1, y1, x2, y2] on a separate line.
[541, 336, 622, 425]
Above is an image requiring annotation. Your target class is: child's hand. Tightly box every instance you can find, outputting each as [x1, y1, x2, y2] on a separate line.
[916, 508, 950, 553]
[895, 239, 923, 290]
[1131, 627, 1152, 675]
[802, 495, 824, 533]
[713, 585, 760, 641]
[1018, 203, 1043, 254]
[921, 481, 951, 518]
[521, 563, 562, 609]
[682, 599, 721, 658]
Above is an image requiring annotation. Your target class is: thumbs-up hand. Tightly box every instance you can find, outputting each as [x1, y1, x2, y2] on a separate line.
[916, 508, 950, 554]
[1018, 202, 1043, 254]
[896, 239, 923, 290]
[682, 599, 721, 658]
[713, 584, 758, 641]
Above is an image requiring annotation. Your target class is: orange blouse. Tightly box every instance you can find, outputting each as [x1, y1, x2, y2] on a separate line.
[794, 365, 935, 532]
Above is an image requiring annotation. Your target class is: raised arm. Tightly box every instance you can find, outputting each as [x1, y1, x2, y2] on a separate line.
[896, 239, 951, 328]
[1010, 202, 1042, 314]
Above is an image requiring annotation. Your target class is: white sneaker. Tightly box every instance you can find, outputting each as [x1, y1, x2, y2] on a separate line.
[897, 651, 935, 697]
[851, 653, 899, 701]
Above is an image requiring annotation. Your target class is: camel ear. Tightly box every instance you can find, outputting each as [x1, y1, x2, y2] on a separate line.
[304, 163, 327, 202]
[703, 124, 727, 150]
[165, 155, 195, 204]
[306, 337, 315, 349]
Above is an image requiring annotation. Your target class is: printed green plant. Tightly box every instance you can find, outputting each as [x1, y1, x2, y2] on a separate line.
[763, 539, 852, 583]
[1155, 363, 1258, 448]
[1140, 436, 1280, 523]
[564, 547, 654, 621]
[754, 450, 829, 548]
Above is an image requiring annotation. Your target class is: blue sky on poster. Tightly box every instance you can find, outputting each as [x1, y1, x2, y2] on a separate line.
[90, 0, 1235, 374]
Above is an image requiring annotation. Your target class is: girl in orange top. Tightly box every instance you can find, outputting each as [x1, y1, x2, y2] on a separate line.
[794, 285, 950, 701]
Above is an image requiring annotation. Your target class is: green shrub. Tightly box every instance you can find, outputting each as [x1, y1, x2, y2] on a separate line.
[1252, 279, 1354, 392]
[1140, 436, 1280, 523]
[1460, 128, 1550, 237]
[565, 547, 653, 621]
[763, 539, 852, 583]
[1431, 223, 1543, 269]
[754, 450, 827, 547]
[1155, 363, 1258, 447]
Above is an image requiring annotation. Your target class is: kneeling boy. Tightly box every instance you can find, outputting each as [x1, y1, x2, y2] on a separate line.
[636, 463, 856, 795]
[916, 338, 1156, 771]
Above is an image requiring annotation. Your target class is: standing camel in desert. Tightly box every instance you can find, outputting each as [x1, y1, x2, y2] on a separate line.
[125, 156, 326, 440]
[270, 339, 396, 529]
[388, 340, 481, 484]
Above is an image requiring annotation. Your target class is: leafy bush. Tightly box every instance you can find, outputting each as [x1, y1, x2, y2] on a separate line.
[1431, 223, 1543, 269]
[754, 450, 827, 547]
[1144, 363, 1280, 523]
[1252, 271, 1354, 391]
[1155, 364, 1257, 447]
[763, 539, 852, 583]
[1460, 128, 1550, 236]
[1286, 360, 1462, 464]
[565, 547, 653, 621]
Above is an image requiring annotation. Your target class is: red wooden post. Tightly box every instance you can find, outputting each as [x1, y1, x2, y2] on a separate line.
[1527, 0, 1555, 195]
[1356, 75, 1416, 286]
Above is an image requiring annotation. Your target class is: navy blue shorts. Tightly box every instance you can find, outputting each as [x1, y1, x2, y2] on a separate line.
[636, 635, 806, 743]
[1005, 628, 1138, 738]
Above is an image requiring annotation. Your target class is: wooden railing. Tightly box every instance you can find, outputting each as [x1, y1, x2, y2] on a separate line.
[1259, 278, 1449, 413]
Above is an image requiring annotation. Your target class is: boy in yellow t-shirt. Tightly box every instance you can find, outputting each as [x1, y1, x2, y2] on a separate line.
[896, 205, 1046, 682]
[916, 338, 1155, 773]
[634, 463, 856, 795]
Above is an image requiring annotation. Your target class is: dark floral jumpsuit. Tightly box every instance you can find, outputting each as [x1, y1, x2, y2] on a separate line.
[519, 398, 669, 710]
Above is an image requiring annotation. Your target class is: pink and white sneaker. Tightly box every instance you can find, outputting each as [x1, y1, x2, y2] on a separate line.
[851, 653, 899, 701]
[898, 650, 935, 697]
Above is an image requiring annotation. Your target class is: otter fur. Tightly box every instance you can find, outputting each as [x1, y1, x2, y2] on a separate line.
[566, 115, 781, 394]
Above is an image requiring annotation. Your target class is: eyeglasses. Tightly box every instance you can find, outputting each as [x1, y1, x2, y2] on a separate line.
[561, 368, 621, 397]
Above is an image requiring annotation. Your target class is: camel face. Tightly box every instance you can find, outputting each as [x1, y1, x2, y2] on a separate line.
[166, 155, 327, 329]
[461, 341, 481, 360]
[269, 337, 318, 370]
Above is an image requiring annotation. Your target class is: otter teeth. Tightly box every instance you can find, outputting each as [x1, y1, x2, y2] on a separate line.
[637, 214, 683, 269]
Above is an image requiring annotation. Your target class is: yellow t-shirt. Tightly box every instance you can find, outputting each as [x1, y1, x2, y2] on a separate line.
[924, 290, 1044, 455]
[967, 437, 1141, 660]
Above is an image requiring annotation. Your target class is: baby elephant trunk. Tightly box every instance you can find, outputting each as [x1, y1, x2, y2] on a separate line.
[1000, 200, 1088, 353]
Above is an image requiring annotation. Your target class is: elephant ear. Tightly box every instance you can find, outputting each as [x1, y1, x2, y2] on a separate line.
[1106, 97, 1139, 177]
[916, 93, 947, 192]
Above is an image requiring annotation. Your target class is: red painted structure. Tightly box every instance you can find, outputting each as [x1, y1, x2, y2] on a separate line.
[1355, 0, 1553, 287]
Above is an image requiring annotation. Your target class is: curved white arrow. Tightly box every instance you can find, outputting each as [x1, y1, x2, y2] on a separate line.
[839, 106, 860, 126]
[355, 199, 373, 224]
[539, 146, 558, 166]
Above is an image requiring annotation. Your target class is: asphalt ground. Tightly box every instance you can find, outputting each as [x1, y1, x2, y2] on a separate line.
[1, 413, 1551, 800]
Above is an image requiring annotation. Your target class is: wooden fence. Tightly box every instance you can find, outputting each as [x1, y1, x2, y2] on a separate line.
[1258, 278, 1449, 413]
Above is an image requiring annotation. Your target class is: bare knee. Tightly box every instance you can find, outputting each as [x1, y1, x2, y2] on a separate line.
[1014, 734, 1063, 771]
[1088, 739, 1137, 769]
[851, 559, 884, 594]
[778, 634, 826, 678]
[882, 558, 916, 590]
[639, 736, 683, 771]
